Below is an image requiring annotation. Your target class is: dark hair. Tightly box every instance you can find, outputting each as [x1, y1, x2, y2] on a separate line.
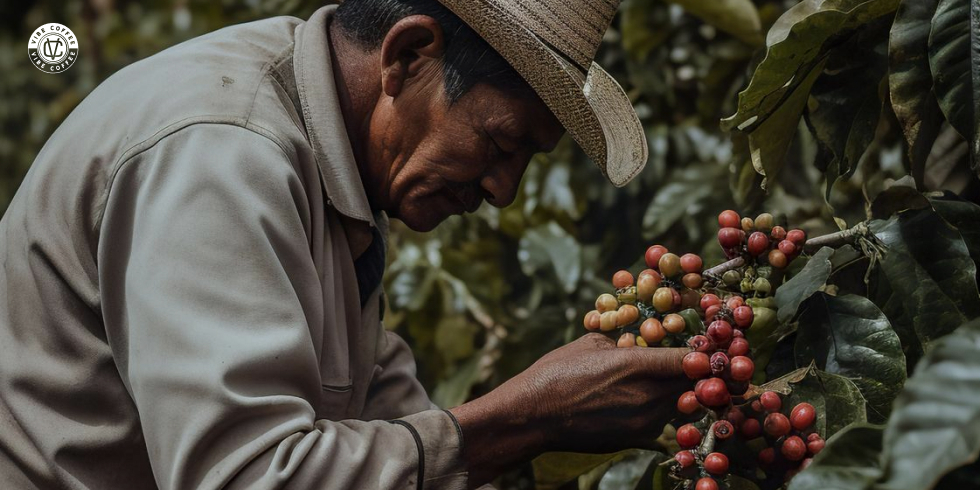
[335, 0, 528, 102]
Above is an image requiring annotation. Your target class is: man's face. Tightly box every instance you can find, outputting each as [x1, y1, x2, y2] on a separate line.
[364, 64, 565, 232]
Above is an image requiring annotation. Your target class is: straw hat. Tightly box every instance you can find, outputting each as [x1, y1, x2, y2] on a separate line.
[437, 0, 647, 187]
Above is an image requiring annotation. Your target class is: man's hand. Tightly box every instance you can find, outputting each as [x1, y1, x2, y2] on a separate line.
[449, 334, 690, 487]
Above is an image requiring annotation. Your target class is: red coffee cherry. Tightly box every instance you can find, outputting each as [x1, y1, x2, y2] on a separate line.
[700, 293, 721, 311]
[732, 329, 745, 339]
[741, 418, 762, 439]
[612, 270, 634, 288]
[764, 412, 791, 437]
[807, 436, 825, 456]
[683, 352, 711, 379]
[727, 337, 750, 357]
[718, 210, 741, 229]
[760, 391, 782, 412]
[704, 305, 722, 322]
[787, 229, 806, 245]
[778, 239, 798, 257]
[707, 320, 733, 345]
[703, 452, 729, 475]
[726, 296, 745, 309]
[676, 424, 702, 449]
[768, 249, 788, 269]
[645, 245, 669, 269]
[680, 253, 703, 274]
[729, 356, 755, 382]
[758, 447, 775, 466]
[682, 273, 704, 289]
[724, 408, 746, 428]
[782, 435, 807, 461]
[674, 450, 695, 468]
[748, 232, 770, 256]
[640, 318, 666, 344]
[750, 400, 764, 413]
[695, 377, 731, 407]
[687, 335, 714, 353]
[617, 332, 636, 348]
[710, 352, 730, 376]
[713, 420, 735, 440]
[726, 379, 749, 396]
[677, 391, 701, 415]
[696, 478, 719, 490]
[718, 227, 743, 249]
[771, 225, 787, 241]
[790, 402, 817, 431]
[733, 305, 754, 328]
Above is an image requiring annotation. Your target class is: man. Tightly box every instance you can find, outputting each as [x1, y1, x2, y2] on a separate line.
[0, 0, 689, 488]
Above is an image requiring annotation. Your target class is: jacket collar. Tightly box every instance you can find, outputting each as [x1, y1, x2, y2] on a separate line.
[294, 5, 376, 230]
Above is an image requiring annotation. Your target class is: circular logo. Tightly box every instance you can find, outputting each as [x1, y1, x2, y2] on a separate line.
[28, 23, 79, 74]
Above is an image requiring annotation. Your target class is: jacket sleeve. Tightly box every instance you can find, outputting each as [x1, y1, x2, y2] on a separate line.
[362, 330, 441, 420]
[97, 124, 467, 490]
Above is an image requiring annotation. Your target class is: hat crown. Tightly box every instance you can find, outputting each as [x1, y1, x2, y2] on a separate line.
[488, 0, 619, 72]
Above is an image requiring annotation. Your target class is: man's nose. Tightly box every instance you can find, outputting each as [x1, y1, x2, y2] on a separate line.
[480, 154, 532, 208]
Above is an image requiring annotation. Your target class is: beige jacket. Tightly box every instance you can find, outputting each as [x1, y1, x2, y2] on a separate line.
[0, 6, 467, 489]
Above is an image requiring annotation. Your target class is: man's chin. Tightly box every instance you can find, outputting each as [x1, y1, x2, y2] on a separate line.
[391, 211, 446, 233]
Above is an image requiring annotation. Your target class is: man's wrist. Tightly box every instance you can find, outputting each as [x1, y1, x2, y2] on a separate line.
[449, 386, 547, 488]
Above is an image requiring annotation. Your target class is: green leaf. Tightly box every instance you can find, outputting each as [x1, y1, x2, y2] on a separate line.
[533, 452, 630, 490]
[746, 63, 826, 190]
[888, 0, 944, 186]
[805, 15, 891, 197]
[868, 176, 930, 220]
[929, 192, 980, 274]
[595, 450, 666, 490]
[620, 0, 671, 61]
[665, 0, 764, 46]
[877, 317, 980, 490]
[929, 0, 979, 175]
[788, 423, 884, 490]
[723, 0, 901, 133]
[787, 369, 870, 437]
[775, 247, 835, 324]
[641, 162, 727, 239]
[869, 207, 980, 365]
[518, 222, 582, 294]
[431, 355, 480, 409]
[795, 293, 906, 423]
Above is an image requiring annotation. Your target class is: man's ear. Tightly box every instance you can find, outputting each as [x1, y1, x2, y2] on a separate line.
[380, 15, 445, 98]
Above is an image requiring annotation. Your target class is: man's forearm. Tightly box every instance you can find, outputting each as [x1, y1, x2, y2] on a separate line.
[449, 388, 547, 488]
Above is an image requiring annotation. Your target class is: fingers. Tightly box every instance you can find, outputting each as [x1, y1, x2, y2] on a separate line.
[633, 347, 690, 378]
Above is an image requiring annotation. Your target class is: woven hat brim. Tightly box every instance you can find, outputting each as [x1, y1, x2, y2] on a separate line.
[439, 0, 648, 187]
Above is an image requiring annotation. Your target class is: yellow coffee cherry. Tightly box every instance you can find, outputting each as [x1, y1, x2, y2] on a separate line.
[616, 304, 640, 326]
[596, 293, 619, 313]
[599, 311, 619, 332]
[662, 313, 686, 334]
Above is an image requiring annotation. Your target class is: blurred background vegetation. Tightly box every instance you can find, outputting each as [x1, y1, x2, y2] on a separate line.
[1, 0, 977, 488]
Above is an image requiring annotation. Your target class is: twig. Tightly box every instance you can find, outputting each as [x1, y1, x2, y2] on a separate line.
[702, 257, 746, 281]
[802, 223, 870, 255]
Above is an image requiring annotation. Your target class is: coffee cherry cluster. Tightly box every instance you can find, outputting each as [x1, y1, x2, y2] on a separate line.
[580, 209, 821, 489]
[582, 245, 706, 348]
[671, 391, 825, 489]
[716, 210, 806, 269]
